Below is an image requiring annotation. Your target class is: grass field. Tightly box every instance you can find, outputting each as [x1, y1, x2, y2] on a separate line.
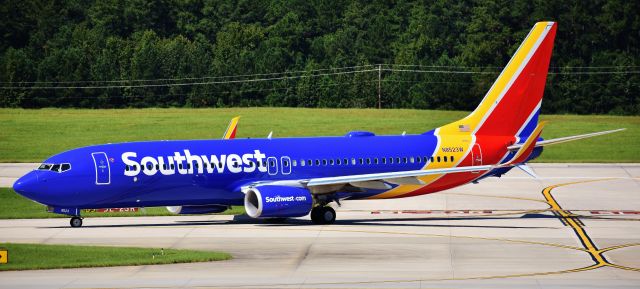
[0, 243, 230, 271]
[0, 188, 244, 219]
[0, 108, 638, 163]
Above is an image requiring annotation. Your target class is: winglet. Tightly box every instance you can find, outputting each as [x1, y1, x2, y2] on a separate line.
[222, 116, 240, 140]
[504, 121, 546, 166]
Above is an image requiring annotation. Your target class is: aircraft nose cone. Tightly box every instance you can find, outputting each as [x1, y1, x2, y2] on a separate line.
[13, 171, 40, 200]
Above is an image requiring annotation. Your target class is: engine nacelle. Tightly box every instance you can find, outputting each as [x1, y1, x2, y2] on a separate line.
[166, 205, 229, 215]
[244, 185, 313, 218]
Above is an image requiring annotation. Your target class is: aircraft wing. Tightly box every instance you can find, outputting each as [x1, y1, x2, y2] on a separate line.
[303, 164, 494, 190]
[242, 164, 495, 194]
[507, 128, 625, 151]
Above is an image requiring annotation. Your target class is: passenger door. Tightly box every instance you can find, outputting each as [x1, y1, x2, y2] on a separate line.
[91, 152, 111, 185]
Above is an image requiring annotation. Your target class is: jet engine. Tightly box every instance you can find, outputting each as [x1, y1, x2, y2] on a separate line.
[166, 205, 229, 215]
[244, 185, 313, 218]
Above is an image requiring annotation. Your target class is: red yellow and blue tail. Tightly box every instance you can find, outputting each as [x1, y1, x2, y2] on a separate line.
[440, 21, 557, 139]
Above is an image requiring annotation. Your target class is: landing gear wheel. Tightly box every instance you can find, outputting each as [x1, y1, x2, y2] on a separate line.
[311, 206, 336, 225]
[70, 217, 83, 228]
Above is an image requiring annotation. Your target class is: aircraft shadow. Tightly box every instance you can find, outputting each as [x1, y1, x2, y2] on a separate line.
[41, 212, 558, 229]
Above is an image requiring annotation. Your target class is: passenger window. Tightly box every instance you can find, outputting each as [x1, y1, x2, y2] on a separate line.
[410, 157, 415, 163]
[351, 158, 356, 165]
[336, 159, 341, 165]
[322, 159, 327, 166]
[270, 161, 275, 167]
[308, 160, 313, 166]
[424, 156, 429, 163]
[444, 156, 448, 162]
[389, 157, 394, 164]
[437, 156, 441, 162]
[451, 156, 455, 162]
[396, 157, 401, 163]
[359, 158, 364, 165]
[300, 160, 305, 167]
[330, 159, 334, 165]
[315, 159, 320, 166]
[284, 160, 289, 166]
[403, 157, 408, 163]
[292, 160, 297, 166]
[430, 157, 434, 162]
[382, 158, 386, 164]
[155, 164, 160, 170]
[366, 158, 371, 165]
[416, 157, 421, 163]
[343, 158, 348, 165]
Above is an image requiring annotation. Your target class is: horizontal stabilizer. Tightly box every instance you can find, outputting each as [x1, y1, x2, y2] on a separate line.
[516, 164, 539, 179]
[504, 122, 546, 166]
[508, 128, 625, 151]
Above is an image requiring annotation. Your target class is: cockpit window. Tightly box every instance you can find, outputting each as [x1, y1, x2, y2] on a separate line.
[38, 164, 52, 170]
[38, 163, 71, 173]
[60, 163, 71, 172]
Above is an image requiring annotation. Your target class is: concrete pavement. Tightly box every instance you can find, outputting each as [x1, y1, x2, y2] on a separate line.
[0, 164, 639, 288]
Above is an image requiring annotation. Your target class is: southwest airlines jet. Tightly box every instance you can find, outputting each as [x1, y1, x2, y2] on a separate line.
[13, 22, 623, 227]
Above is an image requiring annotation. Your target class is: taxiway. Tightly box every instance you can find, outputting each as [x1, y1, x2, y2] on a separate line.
[0, 164, 639, 288]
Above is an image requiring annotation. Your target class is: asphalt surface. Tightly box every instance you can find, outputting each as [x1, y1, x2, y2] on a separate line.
[0, 163, 639, 288]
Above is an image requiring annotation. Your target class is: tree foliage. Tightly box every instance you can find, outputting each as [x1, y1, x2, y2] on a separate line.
[1, 0, 638, 114]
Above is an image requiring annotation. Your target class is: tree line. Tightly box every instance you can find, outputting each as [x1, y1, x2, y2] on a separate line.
[1, 0, 638, 115]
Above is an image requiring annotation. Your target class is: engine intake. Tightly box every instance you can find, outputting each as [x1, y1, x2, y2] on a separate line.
[244, 185, 313, 218]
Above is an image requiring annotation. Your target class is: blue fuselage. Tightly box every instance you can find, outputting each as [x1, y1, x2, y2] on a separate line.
[14, 131, 441, 209]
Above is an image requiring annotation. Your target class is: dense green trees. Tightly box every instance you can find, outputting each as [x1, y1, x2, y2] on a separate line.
[1, 0, 638, 114]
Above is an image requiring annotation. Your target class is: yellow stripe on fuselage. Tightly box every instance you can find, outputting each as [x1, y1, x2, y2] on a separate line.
[368, 133, 473, 199]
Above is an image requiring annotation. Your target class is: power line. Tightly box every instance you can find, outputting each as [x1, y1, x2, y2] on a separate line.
[2, 66, 639, 90]
[0, 65, 378, 85]
[0, 69, 378, 90]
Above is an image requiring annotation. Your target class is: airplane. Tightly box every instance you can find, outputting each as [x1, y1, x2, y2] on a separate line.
[13, 22, 624, 228]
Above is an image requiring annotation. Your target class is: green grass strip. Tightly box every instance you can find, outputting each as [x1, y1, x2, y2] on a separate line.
[0, 108, 637, 162]
[0, 243, 231, 271]
[0, 188, 245, 219]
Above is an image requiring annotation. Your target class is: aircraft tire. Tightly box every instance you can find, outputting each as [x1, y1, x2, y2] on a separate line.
[321, 206, 336, 224]
[70, 217, 83, 228]
[311, 206, 336, 225]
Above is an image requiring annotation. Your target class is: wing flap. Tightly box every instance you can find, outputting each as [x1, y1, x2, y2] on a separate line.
[305, 164, 494, 188]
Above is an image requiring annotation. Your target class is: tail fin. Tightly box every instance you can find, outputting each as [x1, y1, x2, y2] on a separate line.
[440, 22, 557, 138]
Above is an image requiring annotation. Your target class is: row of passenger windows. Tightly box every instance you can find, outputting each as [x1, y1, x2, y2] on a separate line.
[290, 155, 454, 167]
[125, 155, 456, 171]
[38, 163, 71, 173]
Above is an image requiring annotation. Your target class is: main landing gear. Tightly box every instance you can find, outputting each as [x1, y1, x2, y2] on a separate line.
[310, 206, 336, 225]
[70, 216, 83, 228]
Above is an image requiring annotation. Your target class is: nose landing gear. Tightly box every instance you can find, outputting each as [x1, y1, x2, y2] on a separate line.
[70, 216, 83, 228]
